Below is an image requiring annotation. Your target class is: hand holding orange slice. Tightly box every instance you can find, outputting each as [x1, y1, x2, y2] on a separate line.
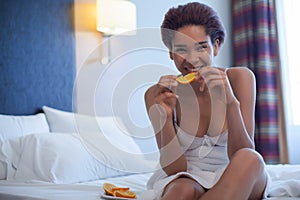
[103, 183, 136, 199]
[176, 72, 197, 84]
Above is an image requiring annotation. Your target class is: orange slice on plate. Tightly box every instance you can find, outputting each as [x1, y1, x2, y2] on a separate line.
[103, 183, 116, 196]
[176, 72, 197, 84]
[114, 190, 136, 199]
[111, 187, 130, 193]
[103, 183, 135, 199]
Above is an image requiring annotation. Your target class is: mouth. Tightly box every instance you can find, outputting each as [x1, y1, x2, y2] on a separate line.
[184, 65, 205, 73]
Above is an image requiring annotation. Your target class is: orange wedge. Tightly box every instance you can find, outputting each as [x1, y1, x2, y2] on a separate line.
[111, 187, 130, 193]
[176, 72, 197, 84]
[103, 183, 135, 198]
[103, 183, 116, 196]
[114, 190, 136, 199]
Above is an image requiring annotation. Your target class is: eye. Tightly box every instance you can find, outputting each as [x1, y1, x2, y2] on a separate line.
[174, 47, 187, 54]
[196, 44, 208, 52]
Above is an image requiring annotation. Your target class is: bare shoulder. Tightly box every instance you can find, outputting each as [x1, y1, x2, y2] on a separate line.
[144, 84, 157, 104]
[226, 67, 256, 101]
[226, 67, 256, 85]
[145, 84, 156, 97]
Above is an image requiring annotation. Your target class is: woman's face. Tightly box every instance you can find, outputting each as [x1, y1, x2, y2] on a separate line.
[170, 25, 219, 75]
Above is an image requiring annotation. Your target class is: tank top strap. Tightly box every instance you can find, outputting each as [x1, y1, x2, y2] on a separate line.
[173, 107, 178, 127]
[224, 67, 229, 74]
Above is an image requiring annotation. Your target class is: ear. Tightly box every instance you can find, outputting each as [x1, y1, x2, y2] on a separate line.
[213, 39, 220, 56]
[169, 51, 174, 60]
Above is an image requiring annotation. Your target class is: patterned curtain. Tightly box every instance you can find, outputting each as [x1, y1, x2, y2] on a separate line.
[232, 0, 279, 163]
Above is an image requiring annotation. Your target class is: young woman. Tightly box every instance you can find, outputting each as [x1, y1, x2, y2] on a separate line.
[144, 2, 269, 200]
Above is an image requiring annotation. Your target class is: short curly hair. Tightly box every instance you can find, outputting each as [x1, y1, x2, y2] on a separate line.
[161, 2, 225, 50]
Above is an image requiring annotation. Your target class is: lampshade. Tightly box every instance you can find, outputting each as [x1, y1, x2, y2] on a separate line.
[96, 0, 136, 35]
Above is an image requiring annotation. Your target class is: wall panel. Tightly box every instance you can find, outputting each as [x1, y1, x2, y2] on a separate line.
[0, 0, 75, 115]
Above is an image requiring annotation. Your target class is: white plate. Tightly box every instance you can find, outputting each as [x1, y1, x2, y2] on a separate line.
[100, 194, 136, 200]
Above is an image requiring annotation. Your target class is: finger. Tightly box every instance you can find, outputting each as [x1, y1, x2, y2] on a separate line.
[158, 75, 178, 81]
[158, 80, 178, 89]
[204, 76, 227, 90]
[158, 75, 178, 85]
[195, 66, 212, 80]
[155, 91, 178, 103]
[206, 79, 225, 90]
[154, 92, 178, 114]
[198, 66, 221, 78]
[158, 77, 178, 92]
[200, 68, 226, 83]
[203, 72, 226, 82]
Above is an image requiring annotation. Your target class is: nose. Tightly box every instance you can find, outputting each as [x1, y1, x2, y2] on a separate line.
[186, 50, 211, 67]
[185, 50, 200, 66]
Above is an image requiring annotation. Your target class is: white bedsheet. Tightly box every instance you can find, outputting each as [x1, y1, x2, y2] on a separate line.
[266, 164, 300, 198]
[0, 173, 151, 200]
[0, 165, 299, 200]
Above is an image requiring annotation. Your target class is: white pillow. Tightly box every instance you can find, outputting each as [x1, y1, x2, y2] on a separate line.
[42, 106, 159, 172]
[43, 106, 116, 134]
[0, 113, 50, 143]
[1, 133, 144, 183]
[42, 106, 142, 153]
[42, 106, 78, 133]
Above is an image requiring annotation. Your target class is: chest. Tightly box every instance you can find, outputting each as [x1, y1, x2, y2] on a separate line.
[176, 94, 227, 137]
[175, 95, 211, 137]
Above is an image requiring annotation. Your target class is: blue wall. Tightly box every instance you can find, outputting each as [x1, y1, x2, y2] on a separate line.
[0, 0, 75, 115]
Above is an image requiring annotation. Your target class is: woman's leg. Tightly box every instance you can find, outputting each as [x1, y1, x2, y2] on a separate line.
[161, 176, 206, 200]
[199, 148, 268, 200]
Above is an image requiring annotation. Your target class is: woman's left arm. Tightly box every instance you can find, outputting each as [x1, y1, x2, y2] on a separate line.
[225, 67, 256, 159]
[198, 66, 256, 159]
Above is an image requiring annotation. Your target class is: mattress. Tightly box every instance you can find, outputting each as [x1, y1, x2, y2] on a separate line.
[0, 165, 300, 200]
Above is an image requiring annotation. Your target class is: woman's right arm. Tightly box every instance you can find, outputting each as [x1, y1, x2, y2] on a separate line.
[144, 76, 187, 175]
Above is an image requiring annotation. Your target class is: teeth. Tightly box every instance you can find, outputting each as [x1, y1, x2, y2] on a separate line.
[185, 65, 205, 72]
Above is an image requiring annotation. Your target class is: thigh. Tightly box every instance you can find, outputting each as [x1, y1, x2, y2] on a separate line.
[162, 176, 206, 200]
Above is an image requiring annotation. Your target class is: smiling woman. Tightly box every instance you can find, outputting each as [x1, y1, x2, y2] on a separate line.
[144, 2, 269, 200]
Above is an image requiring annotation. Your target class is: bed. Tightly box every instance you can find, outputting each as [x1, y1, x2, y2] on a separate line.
[0, 106, 299, 200]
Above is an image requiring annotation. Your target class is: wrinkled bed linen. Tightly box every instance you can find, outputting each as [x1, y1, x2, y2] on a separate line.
[266, 164, 300, 197]
[0, 165, 300, 200]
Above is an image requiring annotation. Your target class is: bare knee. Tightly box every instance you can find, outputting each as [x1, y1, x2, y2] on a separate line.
[162, 177, 205, 200]
[234, 149, 268, 200]
[228, 148, 267, 199]
[231, 148, 265, 175]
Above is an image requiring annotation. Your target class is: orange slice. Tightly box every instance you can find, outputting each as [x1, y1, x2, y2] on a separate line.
[103, 183, 116, 196]
[176, 72, 197, 84]
[114, 190, 136, 199]
[111, 187, 130, 193]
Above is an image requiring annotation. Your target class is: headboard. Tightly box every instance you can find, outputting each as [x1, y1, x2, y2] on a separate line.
[0, 0, 75, 115]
